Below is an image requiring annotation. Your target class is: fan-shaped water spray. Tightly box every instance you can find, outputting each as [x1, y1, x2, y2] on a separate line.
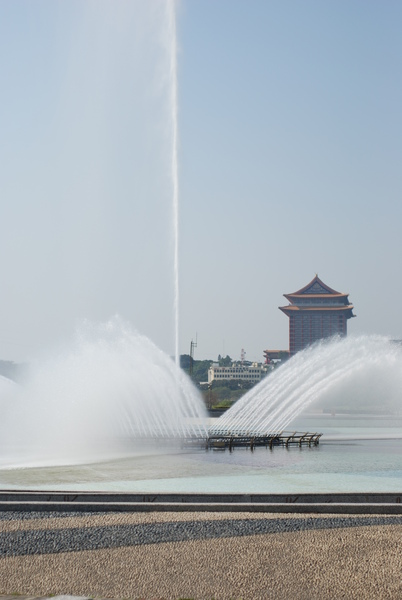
[211, 336, 402, 435]
[0, 318, 206, 468]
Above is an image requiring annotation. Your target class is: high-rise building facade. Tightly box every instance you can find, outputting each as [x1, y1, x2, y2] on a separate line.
[279, 275, 355, 355]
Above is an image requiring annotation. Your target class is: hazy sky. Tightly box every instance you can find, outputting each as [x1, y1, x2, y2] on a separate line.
[1, 0, 402, 364]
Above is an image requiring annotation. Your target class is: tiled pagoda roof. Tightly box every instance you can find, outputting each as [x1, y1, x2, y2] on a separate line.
[284, 275, 349, 301]
[279, 275, 355, 318]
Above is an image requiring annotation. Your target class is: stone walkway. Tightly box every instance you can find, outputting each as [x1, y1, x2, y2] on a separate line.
[1, 511, 402, 599]
[0, 597, 96, 600]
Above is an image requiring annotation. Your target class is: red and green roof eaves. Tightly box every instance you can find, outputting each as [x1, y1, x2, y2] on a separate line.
[279, 305, 355, 314]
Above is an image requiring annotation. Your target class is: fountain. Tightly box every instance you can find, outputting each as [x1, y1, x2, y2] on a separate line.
[0, 317, 207, 469]
[210, 335, 402, 436]
[0, 0, 195, 469]
[1, 332, 402, 493]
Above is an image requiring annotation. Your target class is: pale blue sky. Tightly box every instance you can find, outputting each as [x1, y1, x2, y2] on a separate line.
[1, 0, 402, 363]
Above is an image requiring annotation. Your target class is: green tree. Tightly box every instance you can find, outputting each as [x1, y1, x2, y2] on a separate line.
[180, 355, 212, 384]
[219, 354, 232, 367]
[180, 354, 191, 370]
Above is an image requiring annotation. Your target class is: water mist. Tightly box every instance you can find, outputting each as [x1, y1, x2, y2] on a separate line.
[0, 318, 206, 469]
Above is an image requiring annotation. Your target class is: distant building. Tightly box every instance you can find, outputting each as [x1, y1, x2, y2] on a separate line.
[208, 362, 269, 384]
[263, 349, 290, 364]
[278, 275, 355, 355]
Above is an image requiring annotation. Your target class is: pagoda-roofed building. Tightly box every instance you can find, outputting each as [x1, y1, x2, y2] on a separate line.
[279, 275, 355, 355]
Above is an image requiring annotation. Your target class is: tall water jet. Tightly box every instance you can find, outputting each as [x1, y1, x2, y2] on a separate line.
[0, 1, 184, 361]
[211, 335, 402, 435]
[0, 318, 207, 469]
[166, 0, 180, 368]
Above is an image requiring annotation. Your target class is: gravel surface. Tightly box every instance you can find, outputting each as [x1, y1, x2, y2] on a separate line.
[1, 511, 401, 599]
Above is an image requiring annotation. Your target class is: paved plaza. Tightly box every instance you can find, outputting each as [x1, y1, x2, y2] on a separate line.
[1, 511, 402, 599]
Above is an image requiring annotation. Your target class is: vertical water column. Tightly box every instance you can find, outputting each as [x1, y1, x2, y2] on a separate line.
[167, 0, 180, 369]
